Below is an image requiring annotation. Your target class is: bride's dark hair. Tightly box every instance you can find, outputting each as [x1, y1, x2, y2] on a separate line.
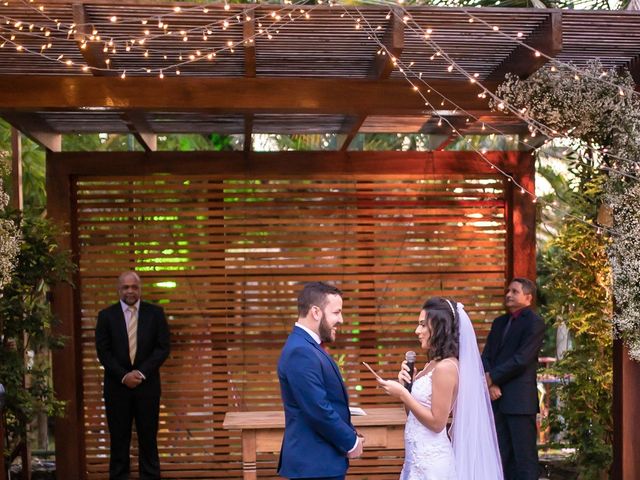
[421, 297, 459, 360]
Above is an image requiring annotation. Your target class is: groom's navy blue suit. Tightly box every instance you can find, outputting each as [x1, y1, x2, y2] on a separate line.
[277, 326, 357, 480]
[482, 307, 545, 480]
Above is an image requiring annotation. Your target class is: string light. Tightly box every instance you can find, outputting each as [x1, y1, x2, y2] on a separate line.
[337, 5, 625, 233]
[0, 0, 316, 78]
[1, 0, 637, 184]
[461, 9, 640, 98]
[379, 6, 640, 172]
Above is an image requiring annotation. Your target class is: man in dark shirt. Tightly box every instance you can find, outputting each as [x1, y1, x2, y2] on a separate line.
[481, 277, 545, 480]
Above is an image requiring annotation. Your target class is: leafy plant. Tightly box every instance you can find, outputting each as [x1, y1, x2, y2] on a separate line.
[0, 121, 46, 213]
[494, 60, 640, 477]
[537, 160, 613, 478]
[0, 152, 20, 290]
[0, 210, 75, 467]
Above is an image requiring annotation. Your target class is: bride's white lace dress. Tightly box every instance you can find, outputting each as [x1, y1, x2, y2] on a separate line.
[400, 370, 457, 480]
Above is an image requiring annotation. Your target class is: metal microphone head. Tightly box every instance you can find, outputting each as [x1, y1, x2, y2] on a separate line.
[405, 351, 416, 392]
[405, 351, 416, 364]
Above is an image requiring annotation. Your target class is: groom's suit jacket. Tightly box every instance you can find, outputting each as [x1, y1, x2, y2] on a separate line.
[481, 307, 545, 415]
[277, 326, 357, 479]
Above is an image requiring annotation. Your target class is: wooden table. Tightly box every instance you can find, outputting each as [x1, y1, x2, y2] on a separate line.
[223, 407, 406, 480]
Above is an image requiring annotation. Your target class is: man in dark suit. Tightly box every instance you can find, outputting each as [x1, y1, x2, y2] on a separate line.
[277, 282, 364, 480]
[96, 271, 170, 480]
[481, 277, 545, 480]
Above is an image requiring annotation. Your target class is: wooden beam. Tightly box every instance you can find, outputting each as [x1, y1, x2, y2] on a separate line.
[244, 115, 253, 154]
[121, 111, 156, 152]
[47, 150, 529, 178]
[487, 11, 562, 81]
[368, 9, 404, 79]
[509, 150, 536, 281]
[429, 117, 469, 150]
[425, 135, 449, 151]
[73, 3, 116, 76]
[244, 14, 256, 78]
[10, 128, 23, 210]
[2, 112, 61, 152]
[0, 76, 496, 116]
[341, 12, 405, 151]
[338, 117, 365, 152]
[244, 14, 256, 153]
[626, 54, 640, 87]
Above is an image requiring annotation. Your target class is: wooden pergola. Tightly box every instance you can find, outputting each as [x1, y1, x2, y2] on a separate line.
[1, 1, 639, 479]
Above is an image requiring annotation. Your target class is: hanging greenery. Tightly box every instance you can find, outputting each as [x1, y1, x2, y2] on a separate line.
[491, 59, 640, 477]
[0, 152, 21, 290]
[0, 210, 75, 467]
[492, 60, 640, 362]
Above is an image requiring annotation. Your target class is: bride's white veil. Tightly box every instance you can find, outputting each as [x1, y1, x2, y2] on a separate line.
[450, 301, 504, 480]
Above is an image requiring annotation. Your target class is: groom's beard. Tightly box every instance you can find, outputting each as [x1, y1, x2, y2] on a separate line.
[319, 313, 335, 343]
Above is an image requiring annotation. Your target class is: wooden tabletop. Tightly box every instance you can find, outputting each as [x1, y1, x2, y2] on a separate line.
[223, 407, 406, 430]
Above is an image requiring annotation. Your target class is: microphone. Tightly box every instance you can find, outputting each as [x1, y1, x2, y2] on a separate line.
[405, 351, 416, 392]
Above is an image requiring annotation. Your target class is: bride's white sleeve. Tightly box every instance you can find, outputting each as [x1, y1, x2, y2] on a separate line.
[451, 303, 504, 480]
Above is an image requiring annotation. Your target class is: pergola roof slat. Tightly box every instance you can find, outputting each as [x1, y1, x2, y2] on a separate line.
[0, 2, 639, 148]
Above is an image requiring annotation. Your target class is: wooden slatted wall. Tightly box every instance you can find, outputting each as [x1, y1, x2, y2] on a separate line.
[75, 171, 507, 479]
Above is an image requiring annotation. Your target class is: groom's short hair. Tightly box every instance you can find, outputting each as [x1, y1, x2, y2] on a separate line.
[297, 282, 342, 317]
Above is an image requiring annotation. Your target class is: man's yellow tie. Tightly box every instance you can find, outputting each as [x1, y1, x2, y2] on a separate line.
[127, 306, 138, 364]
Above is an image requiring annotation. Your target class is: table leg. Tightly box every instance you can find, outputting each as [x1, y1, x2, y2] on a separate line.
[241, 430, 257, 480]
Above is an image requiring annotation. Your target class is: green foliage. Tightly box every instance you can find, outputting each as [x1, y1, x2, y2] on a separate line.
[538, 162, 613, 479]
[158, 133, 239, 151]
[0, 152, 20, 291]
[498, 62, 623, 475]
[0, 120, 47, 213]
[62, 133, 142, 152]
[0, 210, 75, 461]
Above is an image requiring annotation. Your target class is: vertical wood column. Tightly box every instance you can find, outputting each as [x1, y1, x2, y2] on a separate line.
[46, 153, 86, 479]
[0, 132, 21, 480]
[0, 404, 6, 480]
[10, 128, 23, 210]
[508, 150, 536, 282]
[613, 340, 640, 479]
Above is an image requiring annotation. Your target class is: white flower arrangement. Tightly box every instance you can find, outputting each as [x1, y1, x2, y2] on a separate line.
[0, 153, 21, 290]
[492, 60, 640, 361]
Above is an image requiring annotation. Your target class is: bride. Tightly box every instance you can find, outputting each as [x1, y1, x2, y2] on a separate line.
[376, 297, 503, 480]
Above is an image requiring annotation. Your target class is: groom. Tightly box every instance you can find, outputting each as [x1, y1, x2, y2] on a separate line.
[277, 282, 363, 480]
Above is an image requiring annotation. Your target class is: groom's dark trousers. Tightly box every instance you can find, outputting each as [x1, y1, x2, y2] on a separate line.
[481, 307, 545, 480]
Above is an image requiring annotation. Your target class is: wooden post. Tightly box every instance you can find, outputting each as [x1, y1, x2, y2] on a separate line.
[46, 153, 86, 479]
[509, 150, 537, 282]
[0, 401, 6, 480]
[8, 128, 25, 479]
[613, 340, 640, 479]
[12, 128, 31, 479]
[10, 128, 23, 211]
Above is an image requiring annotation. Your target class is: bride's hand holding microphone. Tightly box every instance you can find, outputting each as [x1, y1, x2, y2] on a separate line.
[376, 352, 416, 400]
